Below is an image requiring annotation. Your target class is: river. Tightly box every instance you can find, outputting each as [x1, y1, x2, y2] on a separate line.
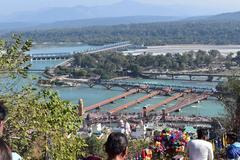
[28, 44, 226, 117]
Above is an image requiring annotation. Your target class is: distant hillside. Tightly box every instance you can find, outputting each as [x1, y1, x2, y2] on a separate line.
[0, 1, 191, 23]
[36, 16, 181, 29]
[0, 16, 182, 32]
[206, 11, 240, 21]
[6, 20, 239, 46]
[2, 10, 240, 45]
[0, 22, 37, 34]
[1, 3, 240, 32]
[185, 11, 240, 22]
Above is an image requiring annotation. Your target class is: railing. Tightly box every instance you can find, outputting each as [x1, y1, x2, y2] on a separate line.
[100, 80, 216, 93]
[108, 90, 161, 114]
[142, 71, 240, 78]
[30, 41, 131, 60]
[165, 93, 208, 114]
[84, 88, 140, 111]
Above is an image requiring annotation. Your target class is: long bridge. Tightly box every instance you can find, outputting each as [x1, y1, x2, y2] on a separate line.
[108, 90, 162, 114]
[29, 41, 131, 61]
[142, 71, 240, 81]
[83, 87, 209, 114]
[51, 79, 215, 93]
[84, 88, 141, 112]
[145, 93, 184, 113]
[94, 80, 216, 93]
[164, 93, 208, 114]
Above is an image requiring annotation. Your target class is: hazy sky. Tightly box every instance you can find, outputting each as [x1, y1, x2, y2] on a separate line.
[1, 0, 240, 15]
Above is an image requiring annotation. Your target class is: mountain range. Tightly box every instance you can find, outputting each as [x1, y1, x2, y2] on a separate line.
[0, 0, 240, 32]
[0, 1, 203, 23]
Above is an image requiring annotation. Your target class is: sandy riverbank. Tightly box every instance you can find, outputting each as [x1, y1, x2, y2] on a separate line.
[123, 44, 240, 55]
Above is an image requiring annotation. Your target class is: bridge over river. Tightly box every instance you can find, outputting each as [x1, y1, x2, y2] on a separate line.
[82, 85, 210, 115]
[88, 80, 217, 93]
[29, 41, 131, 61]
[142, 71, 240, 81]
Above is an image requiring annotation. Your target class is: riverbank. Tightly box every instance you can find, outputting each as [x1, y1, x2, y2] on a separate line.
[29, 45, 226, 117]
[86, 112, 213, 127]
[123, 44, 240, 55]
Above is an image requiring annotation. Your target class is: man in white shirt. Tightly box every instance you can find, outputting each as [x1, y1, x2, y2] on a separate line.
[187, 128, 214, 160]
[125, 121, 131, 135]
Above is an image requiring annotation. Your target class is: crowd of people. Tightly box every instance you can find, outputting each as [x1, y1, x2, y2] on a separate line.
[0, 101, 239, 160]
[84, 129, 240, 160]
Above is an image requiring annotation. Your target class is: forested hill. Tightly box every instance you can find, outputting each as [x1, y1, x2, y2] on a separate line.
[12, 20, 240, 45]
[2, 11, 240, 45]
[204, 11, 240, 22]
[184, 11, 240, 22]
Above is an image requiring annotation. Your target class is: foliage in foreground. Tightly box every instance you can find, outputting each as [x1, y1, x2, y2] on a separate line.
[3, 89, 86, 159]
[0, 36, 86, 159]
[216, 78, 240, 134]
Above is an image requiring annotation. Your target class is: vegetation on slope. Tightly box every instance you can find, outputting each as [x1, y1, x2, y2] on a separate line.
[5, 21, 240, 45]
[0, 36, 86, 159]
[55, 50, 234, 79]
[216, 79, 240, 134]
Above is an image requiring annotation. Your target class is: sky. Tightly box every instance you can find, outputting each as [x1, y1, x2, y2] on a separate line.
[0, 0, 240, 16]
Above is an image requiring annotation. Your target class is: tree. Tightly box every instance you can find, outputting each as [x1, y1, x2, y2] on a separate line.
[0, 36, 86, 159]
[233, 51, 240, 66]
[4, 90, 86, 159]
[216, 79, 240, 134]
[128, 64, 142, 77]
[0, 35, 32, 94]
[84, 135, 106, 158]
[209, 50, 220, 59]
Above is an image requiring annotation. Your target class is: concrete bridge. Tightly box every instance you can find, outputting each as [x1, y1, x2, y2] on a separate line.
[142, 71, 240, 81]
[164, 93, 209, 114]
[30, 52, 72, 61]
[29, 41, 131, 61]
[90, 80, 216, 93]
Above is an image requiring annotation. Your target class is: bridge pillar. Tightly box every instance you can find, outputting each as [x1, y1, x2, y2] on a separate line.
[104, 84, 112, 90]
[144, 88, 151, 93]
[189, 75, 192, 81]
[122, 86, 131, 91]
[142, 107, 148, 123]
[162, 109, 166, 122]
[88, 83, 95, 88]
[78, 99, 84, 116]
[207, 75, 214, 82]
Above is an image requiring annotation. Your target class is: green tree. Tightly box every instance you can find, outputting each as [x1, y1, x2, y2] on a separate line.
[0, 35, 32, 94]
[128, 64, 142, 77]
[0, 36, 86, 159]
[4, 90, 86, 159]
[84, 135, 106, 158]
[216, 79, 240, 134]
[208, 50, 220, 59]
